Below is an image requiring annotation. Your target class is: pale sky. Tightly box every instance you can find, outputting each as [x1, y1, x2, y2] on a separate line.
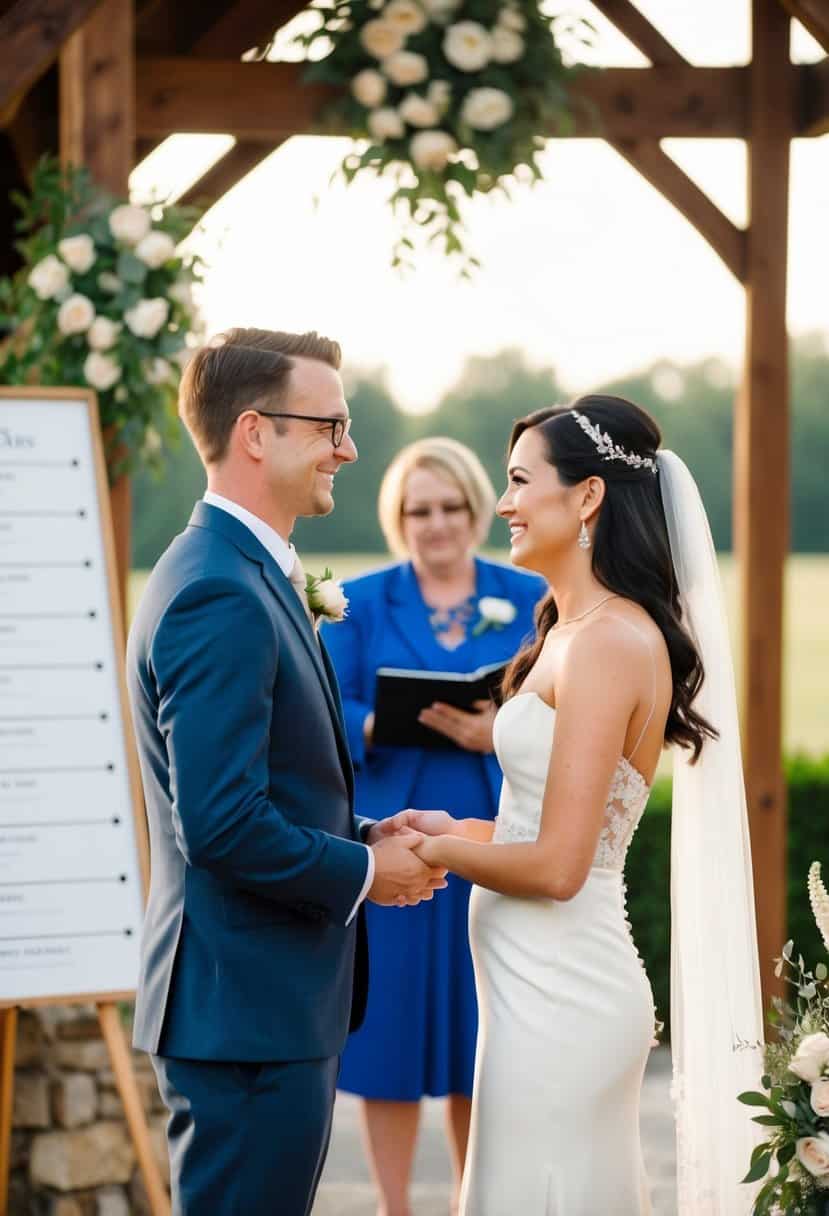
[130, 1, 827, 412]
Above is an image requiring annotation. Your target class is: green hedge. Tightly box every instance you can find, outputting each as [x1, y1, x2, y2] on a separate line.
[626, 754, 829, 1038]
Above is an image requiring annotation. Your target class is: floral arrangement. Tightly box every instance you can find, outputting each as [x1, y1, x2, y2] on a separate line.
[306, 567, 349, 624]
[0, 158, 204, 477]
[738, 863, 829, 1214]
[287, 0, 582, 271]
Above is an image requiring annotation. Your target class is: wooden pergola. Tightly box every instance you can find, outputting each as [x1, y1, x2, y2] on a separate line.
[1, 0, 828, 1000]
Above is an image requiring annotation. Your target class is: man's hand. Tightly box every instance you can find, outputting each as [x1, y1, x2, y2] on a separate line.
[417, 699, 496, 753]
[373, 809, 459, 840]
[368, 832, 448, 908]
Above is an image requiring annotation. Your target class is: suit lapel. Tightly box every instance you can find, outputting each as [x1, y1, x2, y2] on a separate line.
[187, 502, 353, 794]
[386, 562, 442, 669]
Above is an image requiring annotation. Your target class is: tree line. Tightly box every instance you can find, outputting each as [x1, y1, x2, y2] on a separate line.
[132, 334, 829, 567]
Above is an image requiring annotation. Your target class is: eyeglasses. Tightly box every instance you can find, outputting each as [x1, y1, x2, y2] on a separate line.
[255, 410, 352, 449]
[401, 501, 470, 520]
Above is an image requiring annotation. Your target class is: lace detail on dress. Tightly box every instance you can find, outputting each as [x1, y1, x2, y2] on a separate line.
[492, 817, 536, 844]
[591, 758, 650, 871]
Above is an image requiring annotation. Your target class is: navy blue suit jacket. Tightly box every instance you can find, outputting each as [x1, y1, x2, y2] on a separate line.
[321, 558, 546, 819]
[126, 503, 371, 1062]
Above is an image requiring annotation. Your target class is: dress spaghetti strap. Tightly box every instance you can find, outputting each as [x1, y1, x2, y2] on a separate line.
[606, 615, 657, 764]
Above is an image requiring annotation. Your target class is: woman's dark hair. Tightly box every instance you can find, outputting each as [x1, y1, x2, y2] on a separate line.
[501, 394, 717, 760]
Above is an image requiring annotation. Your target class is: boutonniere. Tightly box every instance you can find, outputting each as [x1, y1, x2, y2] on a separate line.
[305, 568, 349, 625]
[472, 596, 518, 636]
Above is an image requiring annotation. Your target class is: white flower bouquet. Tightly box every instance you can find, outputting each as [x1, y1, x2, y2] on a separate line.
[738, 863, 829, 1213]
[0, 157, 205, 477]
[281, 0, 584, 272]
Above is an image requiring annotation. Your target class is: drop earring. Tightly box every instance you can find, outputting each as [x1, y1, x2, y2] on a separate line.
[578, 521, 591, 550]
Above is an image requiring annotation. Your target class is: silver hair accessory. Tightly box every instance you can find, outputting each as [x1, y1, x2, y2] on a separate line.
[570, 409, 658, 474]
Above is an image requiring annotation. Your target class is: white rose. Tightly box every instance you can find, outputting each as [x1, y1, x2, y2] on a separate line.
[352, 68, 387, 107]
[421, 0, 461, 22]
[172, 346, 194, 370]
[114, 385, 128, 403]
[410, 129, 457, 171]
[491, 26, 524, 63]
[98, 271, 124, 294]
[57, 235, 96, 275]
[87, 317, 121, 351]
[124, 297, 170, 339]
[57, 293, 95, 335]
[28, 255, 69, 301]
[428, 79, 452, 113]
[108, 204, 151, 245]
[169, 279, 195, 310]
[790, 1032, 829, 1083]
[497, 7, 526, 31]
[398, 92, 441, 127]
[83, 351, 121, 391]
[443, 21, 491, 71]
[360, 18, 406, 59]
[796, 1134, 829, 1179]
[812, 1077, 829, 1117]
[384, 0, 427, 34]
[135, 230, 177, 269]
[460, 86, 514, 131]
[144, 357, 172, 385]
[368, 106, 406, 140]
[383, 49, 429, 86]
[313, 578, 349, 621]
[478, 596, 517, 625]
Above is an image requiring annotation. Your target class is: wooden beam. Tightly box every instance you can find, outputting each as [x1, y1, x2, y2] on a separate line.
[610, 138, 747, 281]
[136, 60, 751, 140]
[177, 139, 280, 210]
[0, 0, 104, 113]
[60, 0, 135, 188]
[799, 55, 829, 133]
[736, 0, 793, 1009]
[588, 0, 688, 65]
[780, 0, 829, 52]
[60, 0, 135, 621]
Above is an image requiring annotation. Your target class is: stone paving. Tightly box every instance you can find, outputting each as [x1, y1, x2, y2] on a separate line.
[313, 1046, 676, 1215]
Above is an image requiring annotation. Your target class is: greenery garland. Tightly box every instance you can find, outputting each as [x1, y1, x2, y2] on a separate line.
[286, 0, 585, 272]
[0, 158, 204, 478]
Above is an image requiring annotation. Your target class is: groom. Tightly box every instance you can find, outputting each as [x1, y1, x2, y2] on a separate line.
[126, 328, 446, 1215]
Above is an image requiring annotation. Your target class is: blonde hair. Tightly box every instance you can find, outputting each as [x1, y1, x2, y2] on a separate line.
[378, 437, 497, 557]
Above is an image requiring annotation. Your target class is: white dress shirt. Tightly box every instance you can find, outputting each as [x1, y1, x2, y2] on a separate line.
[202, 491, 374, 922]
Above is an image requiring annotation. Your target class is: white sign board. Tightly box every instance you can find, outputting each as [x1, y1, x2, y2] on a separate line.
[0, 389, 146, 1006]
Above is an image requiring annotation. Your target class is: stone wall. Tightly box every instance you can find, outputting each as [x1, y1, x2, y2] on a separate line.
[10, 1006, 169, 1215]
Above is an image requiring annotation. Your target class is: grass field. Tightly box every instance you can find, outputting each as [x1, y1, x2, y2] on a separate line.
[129, 554, 828, 757]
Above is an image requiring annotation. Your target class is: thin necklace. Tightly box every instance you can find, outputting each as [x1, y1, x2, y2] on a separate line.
[557, 593, 619, 627]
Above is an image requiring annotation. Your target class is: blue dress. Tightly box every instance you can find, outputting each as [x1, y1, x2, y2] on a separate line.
[321, 558, 545, 1099]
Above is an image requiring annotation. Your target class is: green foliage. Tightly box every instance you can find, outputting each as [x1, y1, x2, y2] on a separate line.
[624, 755, 829, 1049]
[282, 0, 586, 271]
[0, 157, 204, 479]
[131, 339, 829, 567]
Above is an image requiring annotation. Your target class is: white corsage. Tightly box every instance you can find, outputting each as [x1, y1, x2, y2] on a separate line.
[305, 568, 349, 625]
[472, 596, 517, 636]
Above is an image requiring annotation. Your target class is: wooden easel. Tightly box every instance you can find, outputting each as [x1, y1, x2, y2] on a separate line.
[0, 390, 169, 1214]
[0, 1001, 169, 1216]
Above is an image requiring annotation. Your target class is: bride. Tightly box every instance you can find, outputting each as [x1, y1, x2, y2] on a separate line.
[392, 396, 764, 1214]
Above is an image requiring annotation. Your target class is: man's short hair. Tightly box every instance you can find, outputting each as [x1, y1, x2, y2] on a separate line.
[178, 327, 342, 464]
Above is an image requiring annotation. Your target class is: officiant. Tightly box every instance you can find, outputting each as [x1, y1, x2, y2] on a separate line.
[321, 437, 544, 1216]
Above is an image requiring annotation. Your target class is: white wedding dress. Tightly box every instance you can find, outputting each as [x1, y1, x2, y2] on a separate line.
[460, 691, 657, 1216]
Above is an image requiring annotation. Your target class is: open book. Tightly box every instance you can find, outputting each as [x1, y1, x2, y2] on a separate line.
[372, 660, 507, 750]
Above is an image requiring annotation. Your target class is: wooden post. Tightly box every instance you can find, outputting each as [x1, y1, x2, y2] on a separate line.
[0, 1008, 17, 1216]
[59, 0, 135, 625]
[736, 0, 793, 1009]
[97, 1003, 170, 1216]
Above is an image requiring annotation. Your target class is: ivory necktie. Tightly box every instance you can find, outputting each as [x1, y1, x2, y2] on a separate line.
[288, 555, 315, 628]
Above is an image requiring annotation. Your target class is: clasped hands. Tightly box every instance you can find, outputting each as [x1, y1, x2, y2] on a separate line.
[366, 810, 459, 909]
